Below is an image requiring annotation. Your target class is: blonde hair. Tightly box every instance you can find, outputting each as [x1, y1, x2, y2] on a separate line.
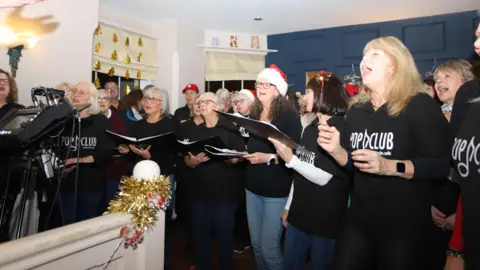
[434, 60, 475, 83]
[56, 82, 71, 91]
[351, 36, 424, 116]
[74, 82, 101, 115]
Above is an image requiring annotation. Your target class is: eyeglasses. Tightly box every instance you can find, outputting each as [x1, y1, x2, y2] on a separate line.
[0, 79, 9, 85]
[255, 82, 276, 89]
[233, 99, 245, 105]
[98, 97, 111, 102]
[199, 99, 216, 105]
[143, 97, 162, 103]
[71, 90, 90, 97]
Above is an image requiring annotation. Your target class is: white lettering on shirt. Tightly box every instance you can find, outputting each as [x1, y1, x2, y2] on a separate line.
[452, 136, 480, 178]
[350, 129, 394, 156]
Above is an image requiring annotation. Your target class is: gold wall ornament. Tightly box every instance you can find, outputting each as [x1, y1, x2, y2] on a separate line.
[94, 42, 101, 53]
[125, 84, 131, 94]
[125, 54, 131, 64]
[95, 25, 102, 35]
[113, 32, 118, 43]
[137, 52, 142, 62]
[138, 37, 143, 47]
[125, 70, 130, 80]
[108, 67, 115, 77]
[137, 69, 141, 79]
[94, 78, 101, 89]
[111, 49, 118, 60]
[94, 59, 101, 71]
[125, 36, 130, 46]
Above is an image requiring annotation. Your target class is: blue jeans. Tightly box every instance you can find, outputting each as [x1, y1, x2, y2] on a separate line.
[192, 201, 237, 270]
[283, 224, 336, 270]
[246, 190, 287, 270]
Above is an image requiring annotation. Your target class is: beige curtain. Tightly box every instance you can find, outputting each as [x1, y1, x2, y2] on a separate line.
[205, 52, 265, 81]
[92, 23, 158, 80]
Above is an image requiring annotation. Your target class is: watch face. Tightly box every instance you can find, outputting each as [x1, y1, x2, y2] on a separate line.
[397, 162, 406, 173]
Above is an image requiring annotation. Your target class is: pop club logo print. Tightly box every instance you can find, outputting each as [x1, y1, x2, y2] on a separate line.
[452, 136, 480, 178]
[239, 126, 249, 138]
[61, 135, 97, 151]
[350, 129, 394, 156]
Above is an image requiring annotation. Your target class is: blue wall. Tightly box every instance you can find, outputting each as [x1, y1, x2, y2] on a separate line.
[267, 11, 480, 94]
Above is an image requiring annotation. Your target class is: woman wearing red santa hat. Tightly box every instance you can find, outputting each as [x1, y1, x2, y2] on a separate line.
[243, 64, 302, 270]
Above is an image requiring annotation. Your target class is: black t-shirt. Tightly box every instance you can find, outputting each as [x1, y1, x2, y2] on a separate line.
[188, 116, 246, 203]
[175, 119, 202, 182]
[246, 111, 302, 198]
[452, 101, 480, 269]
[344, 94, 451, 236]
[60, 114, 113, 191]
[0, 102, 24, 121]
[288, 116, 351, 239]
[174, 106, 191, 124]
[131, 116, 177, 176]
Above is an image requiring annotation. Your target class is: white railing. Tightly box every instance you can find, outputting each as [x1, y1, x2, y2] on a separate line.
[0, 212, 165, 270]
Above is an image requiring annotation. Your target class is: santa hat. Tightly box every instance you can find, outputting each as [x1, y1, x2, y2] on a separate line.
[257, 64, 288, 97]
[238, 89, 255, 103]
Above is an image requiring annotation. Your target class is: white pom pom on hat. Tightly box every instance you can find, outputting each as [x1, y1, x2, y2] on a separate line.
[257, 64, 288, 96]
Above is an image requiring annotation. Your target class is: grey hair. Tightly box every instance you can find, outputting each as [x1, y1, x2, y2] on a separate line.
[200, 92, 220, 104]
[97, 89, 111, 99]
[86, 82, 100, 115]
[216, 88, 231, 101]
[144, 87, 170, 116]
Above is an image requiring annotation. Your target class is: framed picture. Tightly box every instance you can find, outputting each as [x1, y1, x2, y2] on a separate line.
[230, 36, 238, 48]
[251, 36, 259, 49]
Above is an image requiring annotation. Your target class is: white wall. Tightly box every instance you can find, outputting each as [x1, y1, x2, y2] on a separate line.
[0, 0, 99, 105]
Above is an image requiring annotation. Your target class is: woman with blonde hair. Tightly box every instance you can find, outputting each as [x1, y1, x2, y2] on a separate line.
[59, 82, 113, 225]
[318, 36, 451, 270]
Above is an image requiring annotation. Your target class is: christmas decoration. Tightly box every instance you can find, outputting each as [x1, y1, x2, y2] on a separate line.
[125, 54, 131, 64]
[125, 70, 130, 80]
[113, 33, 118, 43]
[94, 78, 101, 89]
[104, 160, 171, 249]
[95, 25, 102, 35]
[295, 92, 301, 98]
[111, 49, 118, 60]
[95, 42, 101, 53]
[137, 70, 141, 79]
[94, 60, 101, 71]
[108, 67, 115, 77]
[137, 52, 142, 62]
[125, 36, 130, 46]
[315, 71, 332, 87]
[138, 37, 143, 47]
[345, 83, 359, 97]
[125, 84, 131, 94]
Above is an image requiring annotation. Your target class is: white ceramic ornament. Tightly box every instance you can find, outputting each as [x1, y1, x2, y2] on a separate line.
[132, 160, 161, 181]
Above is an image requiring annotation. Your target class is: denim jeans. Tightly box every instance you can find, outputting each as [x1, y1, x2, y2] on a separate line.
[246, 190, 287, 270]
[283, 224, 336, 270]
[192, 201, 237, 270]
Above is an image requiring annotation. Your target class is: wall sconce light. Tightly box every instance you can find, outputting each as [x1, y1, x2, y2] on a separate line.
[0, 2, 58, 77]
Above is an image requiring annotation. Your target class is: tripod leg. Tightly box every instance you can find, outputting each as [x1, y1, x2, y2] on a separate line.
[15, 164, 32, 240]
[0, 162, 12, 235]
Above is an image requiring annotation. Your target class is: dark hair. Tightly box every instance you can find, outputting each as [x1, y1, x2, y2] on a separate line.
[306, 72, 348, 117]
[250, 94, 297, 121]
[284, 90, 299, 116]
[118, 89, 143, 111]
[0, 68, 19, 103]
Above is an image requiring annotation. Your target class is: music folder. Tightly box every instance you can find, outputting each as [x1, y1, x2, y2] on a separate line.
[177, 136, 227, 155]
[216, 111, 299, 149]
[106, 130, 176, 150]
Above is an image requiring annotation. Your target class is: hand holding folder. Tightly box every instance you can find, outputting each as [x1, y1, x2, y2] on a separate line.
[106, 130, 175, 151]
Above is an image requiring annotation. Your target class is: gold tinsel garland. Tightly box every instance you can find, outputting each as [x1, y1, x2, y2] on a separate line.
[104, 175, 172, 232]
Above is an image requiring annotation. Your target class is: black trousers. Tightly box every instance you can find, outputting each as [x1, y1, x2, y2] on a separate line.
[332, 219, 429, 270]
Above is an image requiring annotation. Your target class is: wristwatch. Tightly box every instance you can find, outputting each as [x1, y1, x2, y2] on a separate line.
[267, 154, 276, 166]
[396, 161, 406, 174]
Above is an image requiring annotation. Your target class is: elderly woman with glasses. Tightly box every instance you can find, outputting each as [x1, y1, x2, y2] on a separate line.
[97, 89, 131, 211]
[243, 64, 302, 270]
[58, 82, 114, 225]
[185, 92, 245, 270]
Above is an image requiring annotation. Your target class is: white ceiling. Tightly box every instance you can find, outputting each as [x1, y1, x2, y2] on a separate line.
[100, 0, 480, 35]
